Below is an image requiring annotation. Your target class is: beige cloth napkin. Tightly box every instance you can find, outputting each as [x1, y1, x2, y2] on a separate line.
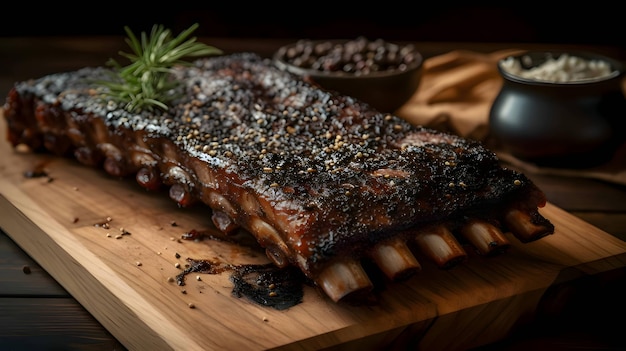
[395, 49, 626, 186]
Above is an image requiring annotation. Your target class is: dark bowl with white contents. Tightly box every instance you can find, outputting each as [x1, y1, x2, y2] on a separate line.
[273, 37, 424, 113]
[489, 50, 626, 168]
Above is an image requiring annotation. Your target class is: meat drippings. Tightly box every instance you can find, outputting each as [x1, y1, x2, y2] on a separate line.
[176, 258, 307, 310]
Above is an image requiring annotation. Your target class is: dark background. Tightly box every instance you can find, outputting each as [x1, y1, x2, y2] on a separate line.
[1, 3, 623, 48]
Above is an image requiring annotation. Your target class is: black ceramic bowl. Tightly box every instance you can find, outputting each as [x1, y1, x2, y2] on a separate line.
[489, 50, 626, 168]
[273, 38, 424, 113]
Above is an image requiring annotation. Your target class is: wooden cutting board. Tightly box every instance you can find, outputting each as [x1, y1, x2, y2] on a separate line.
[1, 116, 625, 351]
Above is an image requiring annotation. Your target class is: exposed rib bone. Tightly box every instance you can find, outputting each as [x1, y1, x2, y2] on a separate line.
[241, 192, 261, 216]
[504, 208, 554, 243]
[460, 219, 510, 255]
[74, 146, 101, 166]
[414, 225, 467, 268]
[370, 237, 421, 281]
[249, 217, 289, 268]
[131, 152, 157, 169]
[136, 166, 162, 191]
[207, 192, 237, 218]
[169, 183, 194, 207]
[103, 156, 127, 177]
[317, 260, 373, 303]
[98, 142, 120, 159]
[266, 245, 289, 268]
[211, 210, 239, 234]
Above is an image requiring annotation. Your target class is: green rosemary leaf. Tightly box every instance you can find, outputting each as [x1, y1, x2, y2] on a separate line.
[95, 23, 222, 113]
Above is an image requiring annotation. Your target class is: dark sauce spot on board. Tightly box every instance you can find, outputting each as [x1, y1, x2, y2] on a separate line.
[181, 228, 231, 242]
[176, 228, 310, 309]
[175, 228, 388, 307]
[23, 169, 48, 178]
[23, 161, 53, 181]
[230, 264, 307, 310]
[176, 258, 309, 310]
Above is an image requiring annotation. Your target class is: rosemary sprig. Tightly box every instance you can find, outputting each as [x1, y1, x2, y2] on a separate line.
[97, 23, 222, 113]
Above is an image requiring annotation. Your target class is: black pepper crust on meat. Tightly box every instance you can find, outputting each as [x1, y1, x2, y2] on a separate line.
[3, 52, 554, 302]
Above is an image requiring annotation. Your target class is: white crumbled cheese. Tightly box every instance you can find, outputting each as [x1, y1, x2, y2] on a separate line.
[500, 54, 617, 83]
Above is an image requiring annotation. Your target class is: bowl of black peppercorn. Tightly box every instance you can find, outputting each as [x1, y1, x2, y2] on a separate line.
[273, 37, 424, 113]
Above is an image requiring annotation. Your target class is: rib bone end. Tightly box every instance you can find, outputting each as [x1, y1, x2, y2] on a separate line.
[370, 238, 421, 281]
[505, 208, 555, 243]
[415, 225, 468, 269]
[460, 219, 511, 256]
[317, 260, 373, 303]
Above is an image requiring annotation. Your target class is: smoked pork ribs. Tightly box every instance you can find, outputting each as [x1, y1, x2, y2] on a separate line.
[3, 52, 555, 303]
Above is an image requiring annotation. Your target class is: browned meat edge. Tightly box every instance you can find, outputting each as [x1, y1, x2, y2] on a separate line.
[2, 52, 555, 302]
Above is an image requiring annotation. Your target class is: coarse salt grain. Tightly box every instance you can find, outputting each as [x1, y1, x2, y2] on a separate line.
[500, 54, 617, 83]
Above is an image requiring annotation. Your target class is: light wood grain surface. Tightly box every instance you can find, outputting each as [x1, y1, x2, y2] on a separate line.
[1, 114, 625, 350]
[1, 37, 625, 351]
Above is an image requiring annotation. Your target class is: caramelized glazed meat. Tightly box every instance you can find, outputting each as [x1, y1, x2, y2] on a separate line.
[3, 53, 554, 303]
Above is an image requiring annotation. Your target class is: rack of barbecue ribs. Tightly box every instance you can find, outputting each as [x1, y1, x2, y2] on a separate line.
[2, 52, 554, 303]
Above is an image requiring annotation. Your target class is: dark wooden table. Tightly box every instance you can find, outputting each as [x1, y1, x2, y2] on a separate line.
[1, 36, 625, 351]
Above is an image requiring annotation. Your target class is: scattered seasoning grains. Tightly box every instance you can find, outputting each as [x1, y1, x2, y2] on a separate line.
[136, 261, 142, 266]
[175, 262, 181, 268]
[115, 234, 123, 239]
[175, 253, 181, 259]
[188, 303, 195, 309]
[263, 317, 269, 322]
[196, 275, 202, 281]
[513, 179, 522, 186]
[167, 276, 175, 283]
[22, 265, 31, 274]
